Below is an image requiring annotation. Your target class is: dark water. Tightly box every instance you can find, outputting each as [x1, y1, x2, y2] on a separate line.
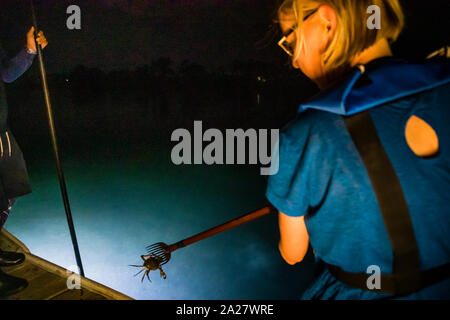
[4, 85, 315, 299]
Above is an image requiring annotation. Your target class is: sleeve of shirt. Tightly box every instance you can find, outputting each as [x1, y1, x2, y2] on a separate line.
[0, 46, 35, 83]
[265, 116, 314, 217]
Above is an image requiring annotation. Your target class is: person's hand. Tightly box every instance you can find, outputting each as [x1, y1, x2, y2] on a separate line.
[26, 26, 48, 53]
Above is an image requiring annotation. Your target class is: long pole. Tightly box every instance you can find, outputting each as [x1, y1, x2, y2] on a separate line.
[168, 206, 277, 252]
[30, 0, 85, 277]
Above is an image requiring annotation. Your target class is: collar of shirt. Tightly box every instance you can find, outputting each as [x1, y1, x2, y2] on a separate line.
[298, 56, 450, 115]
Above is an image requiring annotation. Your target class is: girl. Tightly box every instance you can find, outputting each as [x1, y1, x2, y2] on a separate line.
[266, 0, 450, 299]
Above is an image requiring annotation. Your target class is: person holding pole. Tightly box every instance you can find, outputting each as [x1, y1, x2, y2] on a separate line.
[0, 26, 47, 297]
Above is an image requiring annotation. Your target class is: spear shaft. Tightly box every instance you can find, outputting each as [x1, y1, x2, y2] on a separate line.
[30, 0, 85, 277]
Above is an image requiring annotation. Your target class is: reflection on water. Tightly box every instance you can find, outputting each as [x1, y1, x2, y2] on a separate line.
[5, 87, 315, 299]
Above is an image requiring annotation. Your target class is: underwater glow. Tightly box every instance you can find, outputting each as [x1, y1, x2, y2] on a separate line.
[6, 149, 313, 299]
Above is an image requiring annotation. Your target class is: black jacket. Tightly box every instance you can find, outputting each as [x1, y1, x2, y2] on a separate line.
[0, 44, 35, 210]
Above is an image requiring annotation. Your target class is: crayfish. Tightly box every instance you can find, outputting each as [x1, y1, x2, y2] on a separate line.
[130, 254, 167, 282]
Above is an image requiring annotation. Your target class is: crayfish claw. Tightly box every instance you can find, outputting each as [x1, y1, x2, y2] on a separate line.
[159, 267, 167, 280]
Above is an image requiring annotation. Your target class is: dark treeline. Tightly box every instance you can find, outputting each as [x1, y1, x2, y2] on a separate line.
[7, 57, 318, 155]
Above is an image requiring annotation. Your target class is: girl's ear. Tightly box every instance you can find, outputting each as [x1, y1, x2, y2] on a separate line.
[317, 5, 337, 36]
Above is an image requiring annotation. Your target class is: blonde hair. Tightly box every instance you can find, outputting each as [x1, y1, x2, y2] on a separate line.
[278, 0, 404, 71]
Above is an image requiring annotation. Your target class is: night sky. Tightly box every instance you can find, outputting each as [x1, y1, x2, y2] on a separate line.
[1, 0, 283, 73]
[0, 0, 447, 74]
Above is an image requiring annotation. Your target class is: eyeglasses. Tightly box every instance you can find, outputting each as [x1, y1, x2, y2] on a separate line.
[278, 8, 318, 57]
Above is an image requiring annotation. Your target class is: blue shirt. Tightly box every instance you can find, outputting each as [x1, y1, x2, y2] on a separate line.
[266, 57, 450, 299]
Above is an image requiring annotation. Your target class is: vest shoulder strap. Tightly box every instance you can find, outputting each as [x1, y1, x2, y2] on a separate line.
[325, 111, 450, 296]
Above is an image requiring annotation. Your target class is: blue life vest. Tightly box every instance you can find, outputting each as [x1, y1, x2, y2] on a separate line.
[266, 56, 450, 298]
[298, 57, 450, 115]
[300, 56, 450, 296]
